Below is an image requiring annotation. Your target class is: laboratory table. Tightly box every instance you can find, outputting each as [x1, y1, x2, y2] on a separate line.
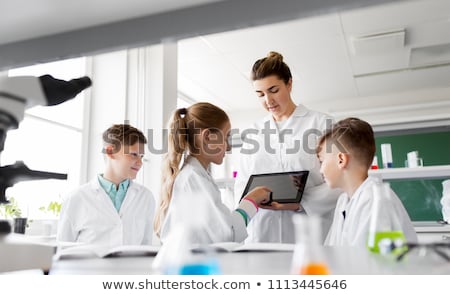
[48, 246, 450, 275]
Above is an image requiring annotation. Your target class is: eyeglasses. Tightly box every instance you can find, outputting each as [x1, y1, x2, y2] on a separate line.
[396, 242, 450, 262]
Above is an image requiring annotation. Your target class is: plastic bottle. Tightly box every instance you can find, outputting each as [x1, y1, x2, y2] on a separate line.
[367, 182, 407, 255]
[290, 214, 329, 275]
[371, 156, 379, 170]
[380, 144, 393, 168]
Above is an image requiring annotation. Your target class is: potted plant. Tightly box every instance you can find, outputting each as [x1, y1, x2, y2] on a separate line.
[38, 199, 62, 236]
[39, 200, 62, 218]
[0, 197, 27, 234]
[0, 196, 22, 218]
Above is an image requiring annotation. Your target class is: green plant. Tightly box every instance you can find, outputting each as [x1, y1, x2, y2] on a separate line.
[0, 197, 22, 218]
[39, 200, 62, 217]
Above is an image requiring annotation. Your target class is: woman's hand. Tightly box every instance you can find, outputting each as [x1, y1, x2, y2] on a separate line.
[243, 187, 302, 211]
[259, 202, 300, 211]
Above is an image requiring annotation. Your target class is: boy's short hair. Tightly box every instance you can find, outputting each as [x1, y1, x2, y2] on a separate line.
[317, 117, 375, 169]
[103, 124, 147, 153]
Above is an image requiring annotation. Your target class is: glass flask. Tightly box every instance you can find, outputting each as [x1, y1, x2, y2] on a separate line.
[152, 222, 222, 275]
[367, 182, 407, 255]
[290, 214, 329, 275]
[152, 192, 222, 275]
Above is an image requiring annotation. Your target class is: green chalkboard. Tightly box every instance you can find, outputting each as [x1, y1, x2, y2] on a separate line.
[375, 131, 450, 221]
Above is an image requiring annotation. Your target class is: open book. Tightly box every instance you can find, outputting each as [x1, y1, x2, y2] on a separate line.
[192, 242, 295, 253]
[54, 244, 161, 260]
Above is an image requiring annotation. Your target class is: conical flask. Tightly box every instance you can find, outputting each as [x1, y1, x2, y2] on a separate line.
[152, 192, 222, 275]
[290, 214, 329, 275]
[367, 182, 407, 255]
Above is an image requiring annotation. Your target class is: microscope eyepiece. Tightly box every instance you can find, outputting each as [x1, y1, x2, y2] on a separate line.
[39, 75, 92, 106]
[71, 76, 92, 89]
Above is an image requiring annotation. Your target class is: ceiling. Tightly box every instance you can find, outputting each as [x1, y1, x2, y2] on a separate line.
[177, 0, 450, 129]
[2, 0, 450, 130]
[0, 0, 220, 45]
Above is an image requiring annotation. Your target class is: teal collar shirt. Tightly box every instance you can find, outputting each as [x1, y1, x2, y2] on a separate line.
[97, 174, 130, 212]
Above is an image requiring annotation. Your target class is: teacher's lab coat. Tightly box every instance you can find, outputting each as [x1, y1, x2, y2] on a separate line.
[234, 104, 341, 243]
[57, 178, 155, 246]
[160, 156, 248, 245]
[325, 177, 418, 246]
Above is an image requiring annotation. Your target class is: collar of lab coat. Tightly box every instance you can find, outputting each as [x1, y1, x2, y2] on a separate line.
[261, 104, 309, 132]
[291, 104, 309, 117]
[185, 156, 214, 182]
[90, 177, 138, 196]
[345, 176, 381, 202]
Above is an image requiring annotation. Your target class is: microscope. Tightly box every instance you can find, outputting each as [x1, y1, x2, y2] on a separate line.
[0, 74, 91, 273]
[0, 74, 92, 236]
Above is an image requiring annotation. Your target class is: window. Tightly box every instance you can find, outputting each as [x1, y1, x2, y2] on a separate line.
[1, 58, 87, 220]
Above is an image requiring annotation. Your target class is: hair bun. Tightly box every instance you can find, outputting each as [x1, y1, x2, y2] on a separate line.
[267, 51, 283, 61]
[179, 108, 187, 115]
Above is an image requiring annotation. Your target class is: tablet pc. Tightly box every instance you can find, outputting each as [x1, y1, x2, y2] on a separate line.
[240, 171, 309, 204]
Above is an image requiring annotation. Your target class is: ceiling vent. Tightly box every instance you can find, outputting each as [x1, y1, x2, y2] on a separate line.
[350, 29, 406, 55]
[410, 43, 450, 67]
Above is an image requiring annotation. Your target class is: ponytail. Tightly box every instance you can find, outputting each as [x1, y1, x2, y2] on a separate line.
[154, 108, 189, 237]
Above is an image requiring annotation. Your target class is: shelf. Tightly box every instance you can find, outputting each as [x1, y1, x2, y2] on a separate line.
[413, 221, 450, 233]
[369, 165, 450, 180]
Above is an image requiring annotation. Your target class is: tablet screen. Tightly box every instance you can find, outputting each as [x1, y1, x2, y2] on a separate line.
[240, 171, 309, 203]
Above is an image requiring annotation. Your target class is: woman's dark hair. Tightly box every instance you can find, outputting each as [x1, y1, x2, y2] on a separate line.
[251, 51, 292, 84]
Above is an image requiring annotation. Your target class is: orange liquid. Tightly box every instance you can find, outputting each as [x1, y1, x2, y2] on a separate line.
[299, 263, 329, 275]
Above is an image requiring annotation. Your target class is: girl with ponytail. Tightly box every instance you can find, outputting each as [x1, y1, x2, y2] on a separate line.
[154, 102, 270, 244]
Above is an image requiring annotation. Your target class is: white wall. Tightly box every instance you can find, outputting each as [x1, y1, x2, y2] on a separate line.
[83, 51, 129, 182]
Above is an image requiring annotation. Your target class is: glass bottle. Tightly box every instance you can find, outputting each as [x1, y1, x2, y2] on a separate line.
[367, 182, 407, 255]
[290, 214, 329, 275]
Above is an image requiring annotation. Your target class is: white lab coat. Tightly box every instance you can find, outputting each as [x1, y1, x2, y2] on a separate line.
[234, 104, 341, 243]
[57, 178, 155, 246]
[441, 179, 450, 222]
[160, 157, 247, 245]
[325, 177, 418, 246]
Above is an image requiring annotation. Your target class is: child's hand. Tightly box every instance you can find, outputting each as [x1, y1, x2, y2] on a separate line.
[243, 186, 271, 206]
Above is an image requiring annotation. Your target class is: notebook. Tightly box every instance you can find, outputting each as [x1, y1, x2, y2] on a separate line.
[54, 244, 160, 260]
